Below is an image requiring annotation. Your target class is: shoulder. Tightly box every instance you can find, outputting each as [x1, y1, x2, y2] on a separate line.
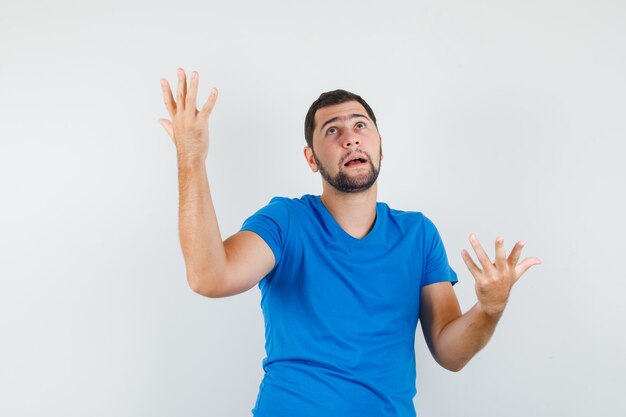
[380, 202, 428, 227]
[250, 194, 317, 220]
[265, 194, 315, 207]
[267, 194, 324, 214]
[378, 202, 445, 238]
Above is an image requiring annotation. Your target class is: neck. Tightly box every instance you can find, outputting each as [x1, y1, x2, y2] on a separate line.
[320, 182, 378, 239]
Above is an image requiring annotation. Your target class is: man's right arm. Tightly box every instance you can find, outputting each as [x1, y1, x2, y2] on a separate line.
[160, 68, 274, 298]
[177, 159, 275, 297]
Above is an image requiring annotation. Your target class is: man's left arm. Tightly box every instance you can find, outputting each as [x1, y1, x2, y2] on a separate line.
[420, 235, 541, 372]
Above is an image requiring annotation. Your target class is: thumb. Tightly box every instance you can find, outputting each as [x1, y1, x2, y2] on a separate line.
[513, 257, 542, 283]
[158, 119, 175, 145]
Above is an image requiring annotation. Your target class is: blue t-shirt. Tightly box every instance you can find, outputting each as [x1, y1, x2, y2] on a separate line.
[240, 194, 457, 417]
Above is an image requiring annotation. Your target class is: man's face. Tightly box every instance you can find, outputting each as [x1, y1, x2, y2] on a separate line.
[304, 101, 383, 193]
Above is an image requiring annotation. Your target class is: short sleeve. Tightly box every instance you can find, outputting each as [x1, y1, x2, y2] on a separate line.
[240, 197, 289, 267]
[422, 216, 458, 287]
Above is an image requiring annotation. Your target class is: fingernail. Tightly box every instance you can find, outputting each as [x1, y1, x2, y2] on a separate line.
[192, 71, 197, 79]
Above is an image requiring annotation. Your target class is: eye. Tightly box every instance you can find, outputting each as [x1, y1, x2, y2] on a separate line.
[356, 122, 366, 129]
[326, 127, 338, 135]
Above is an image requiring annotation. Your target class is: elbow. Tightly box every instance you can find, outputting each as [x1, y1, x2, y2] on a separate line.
[443, 362, 466, 373]
[435, 353, 470, 373]
[187, 271, 224, 298]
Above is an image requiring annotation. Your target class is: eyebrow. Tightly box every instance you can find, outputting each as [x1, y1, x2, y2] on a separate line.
[318, 114, 370, 133]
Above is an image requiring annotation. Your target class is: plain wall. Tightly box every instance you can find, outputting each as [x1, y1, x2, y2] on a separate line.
[1, 0, 625, 416]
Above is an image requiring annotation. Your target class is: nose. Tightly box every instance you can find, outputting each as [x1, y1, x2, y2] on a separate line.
[341, 134, 360, 148]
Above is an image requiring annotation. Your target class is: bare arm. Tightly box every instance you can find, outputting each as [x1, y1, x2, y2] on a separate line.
[159, 68, 274, 297]
[420, 282, 501, 372]
[420, 235, 541, 371]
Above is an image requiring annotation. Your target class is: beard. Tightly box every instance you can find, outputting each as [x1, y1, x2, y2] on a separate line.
[312, 148, 381, 193]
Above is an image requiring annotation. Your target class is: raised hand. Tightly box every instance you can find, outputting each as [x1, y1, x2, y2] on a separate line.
[461, 234, 542, 316]
[159, 68, 218, 163]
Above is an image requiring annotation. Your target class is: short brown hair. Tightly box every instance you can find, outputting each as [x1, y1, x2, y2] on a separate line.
[304, 89, 378, 148]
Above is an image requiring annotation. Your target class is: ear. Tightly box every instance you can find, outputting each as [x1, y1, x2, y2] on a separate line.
[303, 146, 319, 172]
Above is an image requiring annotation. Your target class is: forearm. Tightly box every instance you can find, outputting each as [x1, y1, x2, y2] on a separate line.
[434, 303, 503, 372]
[425, 234, 541, 372]
[177, 157, 227, 293]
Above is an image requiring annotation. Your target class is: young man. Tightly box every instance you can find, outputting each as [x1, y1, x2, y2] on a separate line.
[159, 68, 541, 417]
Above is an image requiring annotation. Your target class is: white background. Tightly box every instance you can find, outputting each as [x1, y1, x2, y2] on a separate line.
[1, 0, 625, 416]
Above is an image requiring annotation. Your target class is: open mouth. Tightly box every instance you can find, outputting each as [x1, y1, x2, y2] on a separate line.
[344, 156, 368, 167]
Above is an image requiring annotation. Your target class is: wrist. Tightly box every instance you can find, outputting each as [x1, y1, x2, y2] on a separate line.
[177, 154, 206, 168]
[477, 301, 506, 320]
